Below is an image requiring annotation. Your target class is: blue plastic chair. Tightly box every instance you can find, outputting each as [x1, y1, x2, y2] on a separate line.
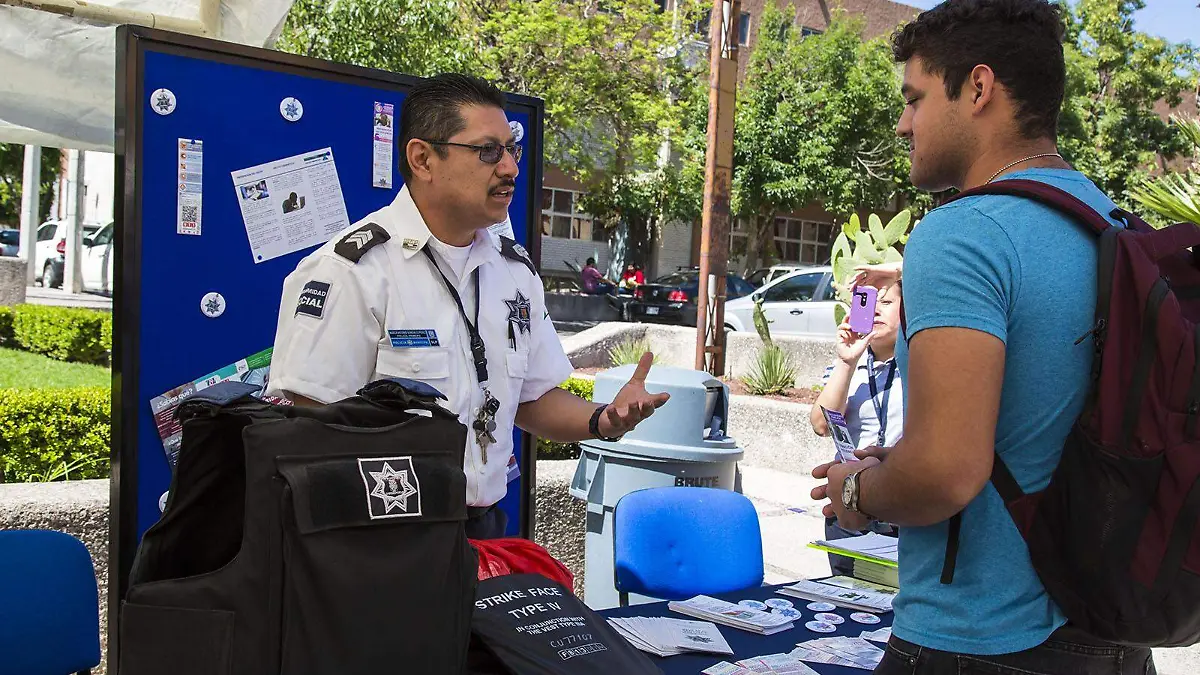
[613, 486, 764, 606]
[0, 529, 102, 675]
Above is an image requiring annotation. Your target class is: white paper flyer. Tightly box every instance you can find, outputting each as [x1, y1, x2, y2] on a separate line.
[231, 147, 351, 263]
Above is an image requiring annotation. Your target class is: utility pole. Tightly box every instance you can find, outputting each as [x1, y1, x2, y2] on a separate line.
[694, 0, 740, 375]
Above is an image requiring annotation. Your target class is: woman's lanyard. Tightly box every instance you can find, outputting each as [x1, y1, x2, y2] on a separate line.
[866, 349, 897, 447]
[422, 247, 500, 457]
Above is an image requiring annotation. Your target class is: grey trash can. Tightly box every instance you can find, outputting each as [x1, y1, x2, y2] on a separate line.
[569, 365, 744, 609]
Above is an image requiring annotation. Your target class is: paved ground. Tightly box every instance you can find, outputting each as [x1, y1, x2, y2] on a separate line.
[24, 286, 112, 310]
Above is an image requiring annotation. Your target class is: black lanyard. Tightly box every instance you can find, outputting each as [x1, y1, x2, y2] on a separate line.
[866, 350, 897, 447]
[421, 247, 488, 387]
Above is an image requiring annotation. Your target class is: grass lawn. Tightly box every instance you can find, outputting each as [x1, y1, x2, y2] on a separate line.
[0, 347, 111, 389]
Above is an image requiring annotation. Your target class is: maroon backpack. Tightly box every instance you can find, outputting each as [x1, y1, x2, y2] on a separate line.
[934, 179, 1200, 647]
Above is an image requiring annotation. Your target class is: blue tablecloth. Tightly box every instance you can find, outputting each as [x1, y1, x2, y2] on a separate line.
[598, 583, 892, 675]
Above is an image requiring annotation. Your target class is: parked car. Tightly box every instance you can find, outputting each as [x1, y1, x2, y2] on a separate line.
[723, 266, 839, 338]
[0, 228, 18, 257]
[628, 268, 757, 327]
[744, 264, 809, 288]
[36, 219, 104, 290]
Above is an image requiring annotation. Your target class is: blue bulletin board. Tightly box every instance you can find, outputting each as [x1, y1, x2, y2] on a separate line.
[112, 25, 545, 635]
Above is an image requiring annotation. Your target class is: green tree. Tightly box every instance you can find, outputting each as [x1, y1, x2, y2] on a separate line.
[479, 0, 699, 269]
[677, 7, 924, 273]
[0, 144, 61, 224]
[275, 0, 477, 76]
[1058, 0, 1199, 204]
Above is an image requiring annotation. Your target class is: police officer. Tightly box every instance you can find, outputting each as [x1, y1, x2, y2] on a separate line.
[266, 74, 669, 539]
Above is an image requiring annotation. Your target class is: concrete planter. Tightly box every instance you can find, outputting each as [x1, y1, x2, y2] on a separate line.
[562, 322, 834, 385]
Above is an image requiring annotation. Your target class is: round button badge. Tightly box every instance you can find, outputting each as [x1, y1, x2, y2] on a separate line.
[200, 292, 226, 318]
[807, 602, 837, 612]
[805, 620, 837, 633]
[765, 598, 794, 610]
[280, 96, 304, 122]
[150, 88, 177, 115]
[814, 612, 845, 625]
[851, 612, 881, 625]
[738, 599, 768, 611]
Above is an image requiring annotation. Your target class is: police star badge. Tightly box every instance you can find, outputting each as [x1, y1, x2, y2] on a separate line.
[504, 290, 532, 335]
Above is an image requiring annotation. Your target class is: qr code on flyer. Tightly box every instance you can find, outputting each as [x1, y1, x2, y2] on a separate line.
[178, 202, 201, 235]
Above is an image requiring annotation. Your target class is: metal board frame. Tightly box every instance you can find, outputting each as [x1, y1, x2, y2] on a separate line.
[112, 24, 545, 667]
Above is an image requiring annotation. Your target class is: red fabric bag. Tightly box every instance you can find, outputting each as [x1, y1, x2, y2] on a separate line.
[469, 538, 574, 590]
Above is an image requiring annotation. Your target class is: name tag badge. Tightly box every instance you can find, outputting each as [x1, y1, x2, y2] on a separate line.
[389, 329, 440, 348]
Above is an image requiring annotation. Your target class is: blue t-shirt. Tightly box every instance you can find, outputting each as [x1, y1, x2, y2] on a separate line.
[893, 169, 1122, 654]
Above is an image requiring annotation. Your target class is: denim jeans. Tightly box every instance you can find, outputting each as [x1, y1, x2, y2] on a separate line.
[875, 625, 1156, 675]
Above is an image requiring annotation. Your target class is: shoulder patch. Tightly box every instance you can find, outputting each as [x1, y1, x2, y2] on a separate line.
[334, 222, 390, 263]
[499, 236, 537, 276]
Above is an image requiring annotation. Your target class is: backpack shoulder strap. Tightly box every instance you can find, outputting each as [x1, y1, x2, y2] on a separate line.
[947, 179, 1114, 237]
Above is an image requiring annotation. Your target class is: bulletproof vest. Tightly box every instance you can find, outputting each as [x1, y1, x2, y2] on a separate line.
[118, 378, 478, 675]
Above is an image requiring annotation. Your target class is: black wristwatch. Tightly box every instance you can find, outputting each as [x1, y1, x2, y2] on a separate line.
[589, 404, 622, 442]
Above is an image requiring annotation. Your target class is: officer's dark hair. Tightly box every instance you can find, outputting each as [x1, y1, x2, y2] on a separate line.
[891, 0, 1066, 140]
[399, 73, 508, 182]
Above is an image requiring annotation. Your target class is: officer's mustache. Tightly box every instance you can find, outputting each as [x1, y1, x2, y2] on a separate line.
[489, 181, 516, 195]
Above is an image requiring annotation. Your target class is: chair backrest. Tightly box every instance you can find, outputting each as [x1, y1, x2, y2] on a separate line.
[0, 529, 101, 675]
[613, 487, 763, 604]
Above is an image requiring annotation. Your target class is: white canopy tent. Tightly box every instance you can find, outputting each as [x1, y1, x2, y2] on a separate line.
[0, 0, 296, 290]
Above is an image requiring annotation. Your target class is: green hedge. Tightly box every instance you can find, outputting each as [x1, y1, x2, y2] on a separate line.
[0, 306, 12, 346]
[7, 304, 111, 365]
[0, 387, 111, 483]
[536, 377, 594, 461]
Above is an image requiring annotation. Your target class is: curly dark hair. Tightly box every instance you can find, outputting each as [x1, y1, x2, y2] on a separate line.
[891, 0, 1067, 140]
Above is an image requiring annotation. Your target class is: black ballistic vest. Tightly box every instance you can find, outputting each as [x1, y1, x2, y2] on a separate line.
[118, 378, 477, 675]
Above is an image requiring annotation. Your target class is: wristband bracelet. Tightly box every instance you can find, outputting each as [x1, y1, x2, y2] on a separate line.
[589, 404, 622, 442]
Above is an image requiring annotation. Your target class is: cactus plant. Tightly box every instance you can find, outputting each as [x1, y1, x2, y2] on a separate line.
[828, 209, 915, 326]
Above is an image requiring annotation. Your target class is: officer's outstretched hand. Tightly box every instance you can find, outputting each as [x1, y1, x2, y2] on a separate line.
[599, 352, 671, 438]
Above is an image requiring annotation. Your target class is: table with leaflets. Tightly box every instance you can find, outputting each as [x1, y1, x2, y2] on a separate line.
[598, 581, 895, 675]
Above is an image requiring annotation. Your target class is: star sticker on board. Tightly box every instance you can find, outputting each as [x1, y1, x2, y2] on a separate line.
[154, 92, 173, 111]
[505, 290, 532, 335]
[284, 101, 300, 118]
[368, 462, 418, 514]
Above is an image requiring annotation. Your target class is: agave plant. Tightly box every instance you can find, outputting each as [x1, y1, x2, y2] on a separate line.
[827, 209, 916, 325]
[741, 343, 798, 395]
[1129, 116, 1200, 227]
[608, 337, 660, 367]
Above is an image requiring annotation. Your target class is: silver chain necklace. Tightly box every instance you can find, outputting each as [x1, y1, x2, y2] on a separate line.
[987, 152, 1063, 183]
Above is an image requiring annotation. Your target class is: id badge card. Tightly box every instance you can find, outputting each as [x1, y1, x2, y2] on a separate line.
[821, 406, 858, 463]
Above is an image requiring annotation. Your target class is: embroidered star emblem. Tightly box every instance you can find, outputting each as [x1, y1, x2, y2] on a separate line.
[505, 290, 532, 335]
[368, 462, 418, 514]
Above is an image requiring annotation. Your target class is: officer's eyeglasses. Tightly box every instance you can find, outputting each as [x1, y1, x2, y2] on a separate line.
[424, 140, 523, 164]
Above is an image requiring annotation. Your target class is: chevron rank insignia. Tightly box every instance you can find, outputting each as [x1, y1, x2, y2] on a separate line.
[499, 236, 537, 276]
[334, 222, 390, 263]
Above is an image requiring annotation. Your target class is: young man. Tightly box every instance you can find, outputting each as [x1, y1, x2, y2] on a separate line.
[267, 74, 668, 539]
[581, 257, 616, 295]
[812, 1, 1157, 672]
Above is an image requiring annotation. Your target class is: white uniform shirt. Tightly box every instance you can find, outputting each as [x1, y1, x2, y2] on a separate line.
[822, 350, 904, 449]
[266, 187, 573, 507]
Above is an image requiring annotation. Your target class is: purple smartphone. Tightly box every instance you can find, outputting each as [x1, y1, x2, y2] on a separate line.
[849, 286, 878, 334]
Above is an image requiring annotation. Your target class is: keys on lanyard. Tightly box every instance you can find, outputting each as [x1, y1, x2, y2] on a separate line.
[422, 246, 500, 458]
[473, 389, 500, 458]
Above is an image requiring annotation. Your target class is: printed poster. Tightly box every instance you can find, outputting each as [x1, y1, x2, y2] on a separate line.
[231, 148, 351, 263]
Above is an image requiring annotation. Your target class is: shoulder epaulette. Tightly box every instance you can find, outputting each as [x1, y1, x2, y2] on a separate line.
[334, 222, 390, 263]
[499, 236, 538, 276]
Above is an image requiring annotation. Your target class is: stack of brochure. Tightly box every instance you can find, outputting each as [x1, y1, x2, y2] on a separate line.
[794, 637, 885, 670]
[608, 617, 734, 657]
[668, 595, 796, 635]
[775, 577, 896, 613]
[808, 532, 898, 568]
[854, 558, 900, 588]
